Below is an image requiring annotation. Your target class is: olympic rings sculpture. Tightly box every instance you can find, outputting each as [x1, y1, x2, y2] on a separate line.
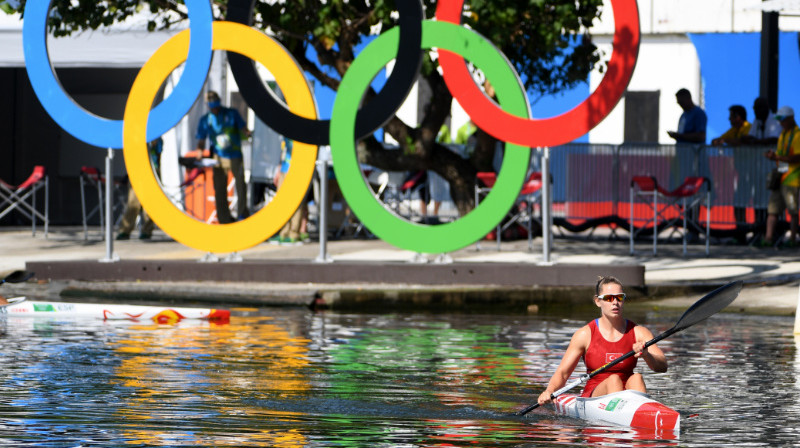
[23, 0, 213, 149]
[22, 0, 639, 254]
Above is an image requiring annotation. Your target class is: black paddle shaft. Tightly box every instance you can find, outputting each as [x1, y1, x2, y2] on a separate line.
[0, 270, 34, 285]
[516, 281, 743, 416]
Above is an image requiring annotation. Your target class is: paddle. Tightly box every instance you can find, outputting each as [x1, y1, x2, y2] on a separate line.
[0, 270, 34, 286]
[516, 280, 743, 416]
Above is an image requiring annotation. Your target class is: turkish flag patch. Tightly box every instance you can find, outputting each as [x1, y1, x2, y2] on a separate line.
[606, 353, 623, 363]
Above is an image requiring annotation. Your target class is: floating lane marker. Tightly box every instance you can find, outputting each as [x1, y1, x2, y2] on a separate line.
[0, 298, 229, 324]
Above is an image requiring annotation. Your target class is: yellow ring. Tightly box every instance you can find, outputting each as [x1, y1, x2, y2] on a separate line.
[123, 21, 318, 253]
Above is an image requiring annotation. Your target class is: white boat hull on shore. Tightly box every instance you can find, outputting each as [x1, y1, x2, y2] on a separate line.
[0, 297, 229, 323]
[554, 390, 680, 431]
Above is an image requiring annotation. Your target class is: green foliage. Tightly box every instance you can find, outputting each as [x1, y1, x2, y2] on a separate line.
[0, 1, 15, 15]
[251, 0, 604, 100]
[3, 0, 605, 98]
[0, 0, 609, 210]
[9, 1, 187, 37]
[465, 0, 605, 99]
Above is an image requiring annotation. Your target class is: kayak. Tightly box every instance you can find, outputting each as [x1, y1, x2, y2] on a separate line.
[0, 297, 230, 323]
[0, 297, 27, 307]
[553, 390, 680, 431]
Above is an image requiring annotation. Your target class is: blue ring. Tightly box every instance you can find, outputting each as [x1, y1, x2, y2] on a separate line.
[22, 0, 213, 149]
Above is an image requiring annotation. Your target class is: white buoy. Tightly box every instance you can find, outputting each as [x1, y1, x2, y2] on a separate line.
[795, 284, 800, 335]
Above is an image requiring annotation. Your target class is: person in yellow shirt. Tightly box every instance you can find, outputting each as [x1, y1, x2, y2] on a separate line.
[711, 105, 752, 146]
[711, 105, 752, 236]
[763, 106, 800, 247]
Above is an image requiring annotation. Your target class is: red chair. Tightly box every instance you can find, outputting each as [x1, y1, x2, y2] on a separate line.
[475, 172, 544, 251]
[629, 176, 710, 256]
[0, 165, 49, 237]
[397, 170, 428, 220]
[475, 172, 500, 250]
[176, 167, 207, 220]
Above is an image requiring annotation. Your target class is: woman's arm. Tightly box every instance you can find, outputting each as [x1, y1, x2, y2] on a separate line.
[537, 326, 590, 405]
[633, 326, 668, 373]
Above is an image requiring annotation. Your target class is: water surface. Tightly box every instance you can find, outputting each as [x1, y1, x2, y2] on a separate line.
[0, 306, 797, 447]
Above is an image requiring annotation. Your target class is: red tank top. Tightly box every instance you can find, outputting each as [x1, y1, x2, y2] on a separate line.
[581, 319, 638, 397]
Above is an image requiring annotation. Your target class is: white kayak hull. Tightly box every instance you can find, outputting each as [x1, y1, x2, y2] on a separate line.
[0, 297, 230, 323]
[554, 390, 680, 431]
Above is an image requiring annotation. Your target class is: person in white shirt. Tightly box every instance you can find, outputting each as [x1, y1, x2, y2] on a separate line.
[743, 97, 781, 145]
[738, 97, 783, 234]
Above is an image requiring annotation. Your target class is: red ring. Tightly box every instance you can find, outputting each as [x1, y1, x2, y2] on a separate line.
[436, 0, 640, 147]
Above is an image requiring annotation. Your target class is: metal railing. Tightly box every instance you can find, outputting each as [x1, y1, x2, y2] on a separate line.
[549, 143, 774, 228]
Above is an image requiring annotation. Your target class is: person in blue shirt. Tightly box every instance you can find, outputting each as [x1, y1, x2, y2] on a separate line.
[666, 88, 709, 236]
[195, 91, 251, 224]
[668, 88, 707, 144]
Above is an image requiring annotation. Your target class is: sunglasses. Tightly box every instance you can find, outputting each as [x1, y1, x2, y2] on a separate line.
[596, 293, 626, 303]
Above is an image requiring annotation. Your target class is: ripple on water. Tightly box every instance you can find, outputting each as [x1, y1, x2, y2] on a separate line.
[0, 311, 796, 447]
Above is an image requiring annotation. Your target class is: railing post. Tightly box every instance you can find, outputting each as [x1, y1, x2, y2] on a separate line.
[100, 148, 119, 263]
[540, 146, 552, 265]
[315, 158, 333, 263]
[612, 144, 621, 218]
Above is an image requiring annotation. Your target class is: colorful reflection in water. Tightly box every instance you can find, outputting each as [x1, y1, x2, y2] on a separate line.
[0, 309, 797, 447]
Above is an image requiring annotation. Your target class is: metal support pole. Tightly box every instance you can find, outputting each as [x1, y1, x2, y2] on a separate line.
[630, 184, 634, 255]
[760, 10, 780, 111]
[315, 159, 333, 263]
[612, 145, 620, 217]
[44, 176, 49, 238]
[100, 148, 119, 263]
[540, 147, 552, 265]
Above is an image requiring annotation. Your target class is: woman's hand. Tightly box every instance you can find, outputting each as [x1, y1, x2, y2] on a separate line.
[538, 390, 553, 406]
[633, 340, 649, 359]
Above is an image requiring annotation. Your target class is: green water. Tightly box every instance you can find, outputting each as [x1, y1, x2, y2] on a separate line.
[0, 308, 797, 447]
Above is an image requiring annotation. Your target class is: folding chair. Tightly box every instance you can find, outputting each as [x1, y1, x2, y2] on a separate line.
[501, 172, 544, 251]
[475, 172, 500, 250]
[206, 173, 237, 225]
[166, 160, 209, 220]
[0, 165, 49, 237]
[475, 172, 544, 251]
[629, 176, 711, 256]
[79, 166, 127, 240]
[180, 167, 206, 216]
[336, 169, 382, 239]
[397, 170, 428, 220]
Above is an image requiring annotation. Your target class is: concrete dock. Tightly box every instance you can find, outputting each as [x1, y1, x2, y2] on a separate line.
[2, 226, 799, 315]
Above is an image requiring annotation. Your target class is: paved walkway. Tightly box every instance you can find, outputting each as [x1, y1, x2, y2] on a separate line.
[2, 226, 799, 315]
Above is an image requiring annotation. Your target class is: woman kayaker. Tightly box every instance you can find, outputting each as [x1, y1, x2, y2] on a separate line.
[537, 276, 668, 406]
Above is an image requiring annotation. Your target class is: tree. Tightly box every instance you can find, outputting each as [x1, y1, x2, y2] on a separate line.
[5, 0, 604, 215]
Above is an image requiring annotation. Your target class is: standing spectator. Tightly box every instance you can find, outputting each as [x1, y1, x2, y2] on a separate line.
[742, 97, 781, 146]
[667, 88, 708, 185]
[272, 139, 309, 245]
[711, 105, 751, 146]
[117, 138, 162, 240]
[195, 91, 251, 224]
[711, 105, 751, 235]
[668, 88, 708, 145]
[667, 88, 708, 236]
[741, 97, 782, 231]
[423, 124, 455, 223]
[762, 106, 800, 247]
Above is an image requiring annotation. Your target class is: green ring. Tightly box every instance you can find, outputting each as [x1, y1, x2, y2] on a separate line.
[329, 21, 531, 254]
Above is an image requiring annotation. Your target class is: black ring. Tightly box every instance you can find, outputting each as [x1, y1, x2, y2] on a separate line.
[226, 0, 423, 145]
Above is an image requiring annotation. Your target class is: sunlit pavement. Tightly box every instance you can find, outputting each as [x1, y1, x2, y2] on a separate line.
[2, 226, 799, 314]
